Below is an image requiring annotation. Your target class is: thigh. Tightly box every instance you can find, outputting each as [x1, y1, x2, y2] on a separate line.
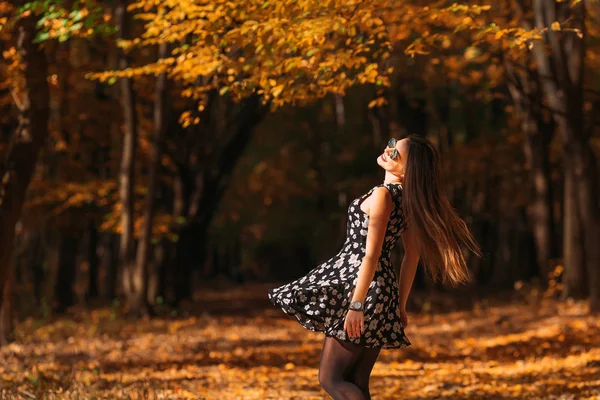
[349, 345, 381, 388]
[319, 336, 363, 382]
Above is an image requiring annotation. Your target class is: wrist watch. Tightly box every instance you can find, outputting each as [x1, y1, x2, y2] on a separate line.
[349, 300, 364, 312]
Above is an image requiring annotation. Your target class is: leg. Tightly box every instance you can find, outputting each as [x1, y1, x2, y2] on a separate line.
[318, 336, 367, 400]
[348, 346, 381, 399]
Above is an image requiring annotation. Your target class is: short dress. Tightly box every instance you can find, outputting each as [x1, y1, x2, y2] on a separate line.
[267, 182, 412, 349]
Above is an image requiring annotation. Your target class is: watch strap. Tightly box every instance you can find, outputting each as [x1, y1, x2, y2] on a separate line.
[349, 301, 364, 311]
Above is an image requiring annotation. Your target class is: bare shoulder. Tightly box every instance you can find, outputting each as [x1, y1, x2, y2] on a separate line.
[369, 187, 394, 215]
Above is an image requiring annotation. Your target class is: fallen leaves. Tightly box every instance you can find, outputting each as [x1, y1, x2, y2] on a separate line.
[0, 283, 599, 399]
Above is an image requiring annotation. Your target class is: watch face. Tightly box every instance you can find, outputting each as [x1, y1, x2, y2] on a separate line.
[352, 301, 362, 308]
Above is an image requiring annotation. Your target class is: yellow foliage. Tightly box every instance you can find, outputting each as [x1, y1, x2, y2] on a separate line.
[89, 0, 398, 110]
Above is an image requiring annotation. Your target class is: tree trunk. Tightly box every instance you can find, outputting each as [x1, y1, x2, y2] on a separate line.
[173, 95, 267, 304]
[54, 232, 79, 313]
[507, 77, 556, 285]
[102, 233, 120, 301]
[132, 42, 169, 315]
[148, 239, 169, 305]
[87, 222, 100, 301]
[571, 139, 600, 311]
[30, 231, 44, 306]
[174, 223, 204, 304]
[0, 12, 50, 345]
[526, 129, 556, 283]
[333, 94, 345, 135]
[562, 164, 587, 298]
[0, 279, 13, 346]
[115, 0, 139, 313]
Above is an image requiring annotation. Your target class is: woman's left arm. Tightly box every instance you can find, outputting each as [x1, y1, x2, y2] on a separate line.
[350, 187, 394, 304]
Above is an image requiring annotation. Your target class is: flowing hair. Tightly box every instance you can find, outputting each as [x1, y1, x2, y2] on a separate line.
[402, 134, 482, 286]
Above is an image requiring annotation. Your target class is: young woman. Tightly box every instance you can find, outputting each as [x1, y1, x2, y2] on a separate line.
[268, 134, 482, 399]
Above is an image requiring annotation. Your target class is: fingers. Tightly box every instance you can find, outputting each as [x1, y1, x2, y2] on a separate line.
[400, 312, 409, 328]
[344, 313, 364, 338]
[344, 317, 357, 338]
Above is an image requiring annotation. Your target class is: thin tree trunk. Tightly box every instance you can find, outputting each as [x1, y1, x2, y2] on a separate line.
[102, 233, 120, 301]
[0, 11, 50, 345]
[0, 279, 13, 345]
[54, 232, 79, 313]
[562, 164, 587, 298]
[173, 96, 267, 304]
[43, 228, 61, 307]
[526, 130, 555, 282]
[87, 222, 100, 300]
[148, 240, 168, 304]
[133, 42, 169, 315]
[572, 140, 600, 311]
[333, 94, 345, 135]
[31, 231, 44, 306]
[507, 77, 556, 284]
[115, 0, 139, 313]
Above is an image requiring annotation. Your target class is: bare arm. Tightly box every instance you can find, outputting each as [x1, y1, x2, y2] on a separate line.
[350, 187, 394, 304]
[398, 223, 420, 309]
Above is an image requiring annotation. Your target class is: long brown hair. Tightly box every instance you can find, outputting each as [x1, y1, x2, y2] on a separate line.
[402, 134, 482, 286]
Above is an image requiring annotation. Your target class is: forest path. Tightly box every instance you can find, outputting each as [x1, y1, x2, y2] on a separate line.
[1, 282, 599, 399]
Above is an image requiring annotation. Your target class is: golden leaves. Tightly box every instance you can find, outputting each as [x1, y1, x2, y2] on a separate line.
[93, 0, 394, 110]
[271, 84, 284, 98]
[368, 96, 387, 109]
[2, 285, 600, 399]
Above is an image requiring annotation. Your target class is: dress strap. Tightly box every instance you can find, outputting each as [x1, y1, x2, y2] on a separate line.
[379, 183, 404, 209]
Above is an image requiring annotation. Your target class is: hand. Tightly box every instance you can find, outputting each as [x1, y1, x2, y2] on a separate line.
[344, 310, 364, 338]
[399, 307, 408, 328]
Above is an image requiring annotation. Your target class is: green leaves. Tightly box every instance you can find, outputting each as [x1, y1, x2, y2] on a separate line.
[16, 0, 116, 43]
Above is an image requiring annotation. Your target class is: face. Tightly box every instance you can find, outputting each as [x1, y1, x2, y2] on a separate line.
[376, 137, 409, 175]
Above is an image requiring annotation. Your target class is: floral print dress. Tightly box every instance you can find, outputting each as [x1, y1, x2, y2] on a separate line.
[267, 182, 411, 349]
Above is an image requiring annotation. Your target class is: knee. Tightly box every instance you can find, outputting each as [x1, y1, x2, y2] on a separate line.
[318, 369, 335, 392]
[350, 375, 369, 395]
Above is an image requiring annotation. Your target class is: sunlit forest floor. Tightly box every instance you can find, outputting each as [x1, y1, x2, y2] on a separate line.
[1, 283, 599, 399]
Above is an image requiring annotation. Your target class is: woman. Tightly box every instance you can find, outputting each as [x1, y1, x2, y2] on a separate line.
[267, 134, 482, 399]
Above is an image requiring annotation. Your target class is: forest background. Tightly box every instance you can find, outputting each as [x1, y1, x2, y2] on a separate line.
[1, 0, 600, 398]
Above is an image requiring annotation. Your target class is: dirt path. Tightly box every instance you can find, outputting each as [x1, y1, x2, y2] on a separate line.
[1, 283, 599, 399]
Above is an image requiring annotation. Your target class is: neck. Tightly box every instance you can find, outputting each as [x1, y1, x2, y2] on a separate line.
[383, 172, 402, 185]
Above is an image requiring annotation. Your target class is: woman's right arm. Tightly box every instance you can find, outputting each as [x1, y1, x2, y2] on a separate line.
[399, 223, 420, 310]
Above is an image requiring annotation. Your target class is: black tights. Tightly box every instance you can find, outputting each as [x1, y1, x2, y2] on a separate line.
[318, 336, 382, 400]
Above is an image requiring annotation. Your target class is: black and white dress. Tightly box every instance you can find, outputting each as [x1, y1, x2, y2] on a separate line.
[267, 183, 411, 349]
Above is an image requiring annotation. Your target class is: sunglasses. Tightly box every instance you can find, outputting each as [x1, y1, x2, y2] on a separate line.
[387, 138, 399, 160]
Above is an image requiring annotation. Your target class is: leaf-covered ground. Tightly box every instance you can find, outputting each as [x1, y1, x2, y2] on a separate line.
[1, 283, 599, 399]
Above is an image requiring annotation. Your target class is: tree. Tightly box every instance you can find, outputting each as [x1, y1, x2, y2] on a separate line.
[0, 3, 50, 344]
[527, 0, 600, 312]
